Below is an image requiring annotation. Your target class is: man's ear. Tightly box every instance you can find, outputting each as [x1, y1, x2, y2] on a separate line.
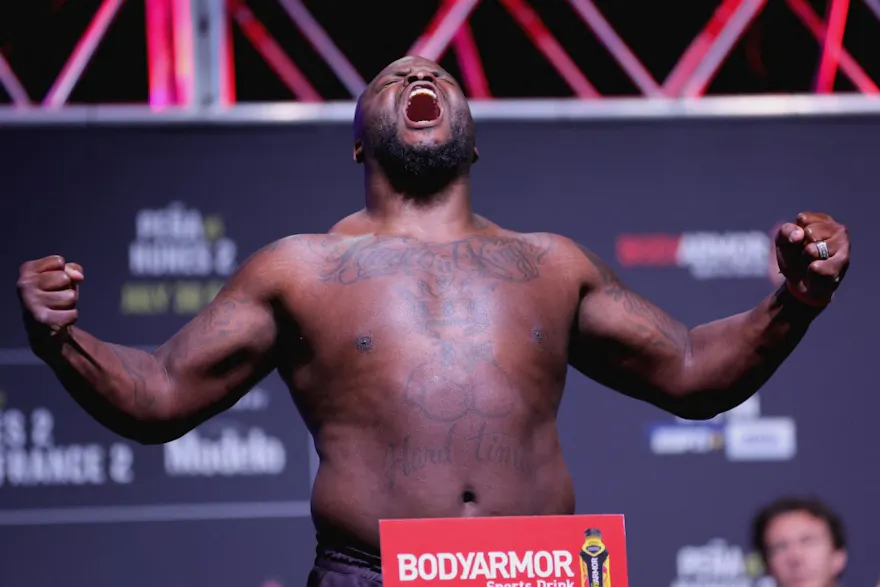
[353, 139, 364, 164]
[472, 145, 480, 164]
[831, 549, 847, 578]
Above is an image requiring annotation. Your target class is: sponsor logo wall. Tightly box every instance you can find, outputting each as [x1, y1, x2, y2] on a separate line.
[0, 392, 134, 489]
[672, 539, 775, 587]
[647, 393, 796, 462]
[0, 119, 875, 586]
[123, 201, 238, 317]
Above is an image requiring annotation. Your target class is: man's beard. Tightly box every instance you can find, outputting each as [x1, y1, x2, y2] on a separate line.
[366, 108, 475, 201]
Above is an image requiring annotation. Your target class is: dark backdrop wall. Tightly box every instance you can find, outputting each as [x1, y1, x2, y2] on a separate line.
[0, 112, 876, 587]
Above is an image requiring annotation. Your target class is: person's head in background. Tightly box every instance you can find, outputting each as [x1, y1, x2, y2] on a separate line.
[752, 496, 847, 587]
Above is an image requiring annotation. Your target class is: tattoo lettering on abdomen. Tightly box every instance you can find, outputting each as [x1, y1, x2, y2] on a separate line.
[383, 421, 532, 489]
[384, 423, 457, 489]
[467, 421, 531, 474]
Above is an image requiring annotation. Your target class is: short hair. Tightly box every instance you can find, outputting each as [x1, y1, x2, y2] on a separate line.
[751, 495, 846, 561]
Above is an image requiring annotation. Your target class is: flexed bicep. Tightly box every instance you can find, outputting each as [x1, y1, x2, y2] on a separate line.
[152, 253, 282, 425]
[566, 240, 691, 407]
[20, 238, 298, 444]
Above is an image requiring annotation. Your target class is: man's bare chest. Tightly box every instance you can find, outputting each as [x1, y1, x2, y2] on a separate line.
[289, 234, 577, 344]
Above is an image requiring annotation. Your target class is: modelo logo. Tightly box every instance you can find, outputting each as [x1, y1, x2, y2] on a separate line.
[396, 550, 575, 582]
[163, 427, 286, 477]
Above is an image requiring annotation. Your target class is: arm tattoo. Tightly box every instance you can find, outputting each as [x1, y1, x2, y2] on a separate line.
[164, 293, 253, 363]
[106, 344, 157, 410]
[577, 243, 690, 353]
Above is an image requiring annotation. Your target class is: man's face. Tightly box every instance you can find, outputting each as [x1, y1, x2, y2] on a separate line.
[355, 56, 476, 194]
[764, 511, 846, 587]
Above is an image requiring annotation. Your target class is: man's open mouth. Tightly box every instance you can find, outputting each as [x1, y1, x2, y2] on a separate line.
[404, 85, 442, 126]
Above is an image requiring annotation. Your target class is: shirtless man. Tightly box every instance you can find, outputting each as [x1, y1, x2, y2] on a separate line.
[16, 56, 850, 586]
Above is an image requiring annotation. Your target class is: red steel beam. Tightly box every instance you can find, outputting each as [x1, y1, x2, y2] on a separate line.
[146, 0, 174, 107]
[662, 0, 748, 97]
[0, 52, 30, 106]
[680, 0, 768, 97]
[498, 0, 599, 98]
[453, 22, 491, 98]
[409, 0, 482, 61]
[229, 0, 322, 101]
[442, 0, 491, 99]
[813, 0, 851, 93]
[566, 0, 661, 96]
[222, 7, 237, 105]
[276, 0, 366, 97]
[43, 0, 125, 107]
[786, 0, 878, 93]
[170, 0, 196, 106]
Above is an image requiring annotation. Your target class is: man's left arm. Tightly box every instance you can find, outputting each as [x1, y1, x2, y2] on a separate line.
[567, 212, 850, 419]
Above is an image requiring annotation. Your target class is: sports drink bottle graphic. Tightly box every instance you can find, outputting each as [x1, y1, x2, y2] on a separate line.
[579, 528, 610, 587]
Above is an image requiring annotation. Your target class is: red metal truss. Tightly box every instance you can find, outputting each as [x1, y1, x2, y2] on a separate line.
[786, 0, 878, 92]
[229, 0, 321, 101]
[0, 53, 28, 106]
[218, 0, 880, 101]
[0, 0, 127, 107]
[1, 0, 879, 107]
[146, 0, 195, 108]
[814, 0, 852, 92]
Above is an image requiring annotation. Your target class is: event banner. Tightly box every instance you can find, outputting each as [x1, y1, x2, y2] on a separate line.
[0, 366, 314, 508]
[380, 515, 627, 587]
[0, 116, 877, 586]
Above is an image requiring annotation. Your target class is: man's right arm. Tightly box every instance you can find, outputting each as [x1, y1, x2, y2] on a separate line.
[19, 244, 287, 444]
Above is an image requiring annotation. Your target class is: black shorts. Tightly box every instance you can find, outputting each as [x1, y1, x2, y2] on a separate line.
[308, 537, 383, 586]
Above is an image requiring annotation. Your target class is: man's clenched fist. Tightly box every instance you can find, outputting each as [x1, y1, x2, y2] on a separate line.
[775, 212, 850, 305]
[17, 255, 85, 335]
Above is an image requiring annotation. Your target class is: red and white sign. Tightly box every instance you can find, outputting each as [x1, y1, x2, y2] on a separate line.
[615, 229, 777, 281]
[380, 514, 628, 587]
